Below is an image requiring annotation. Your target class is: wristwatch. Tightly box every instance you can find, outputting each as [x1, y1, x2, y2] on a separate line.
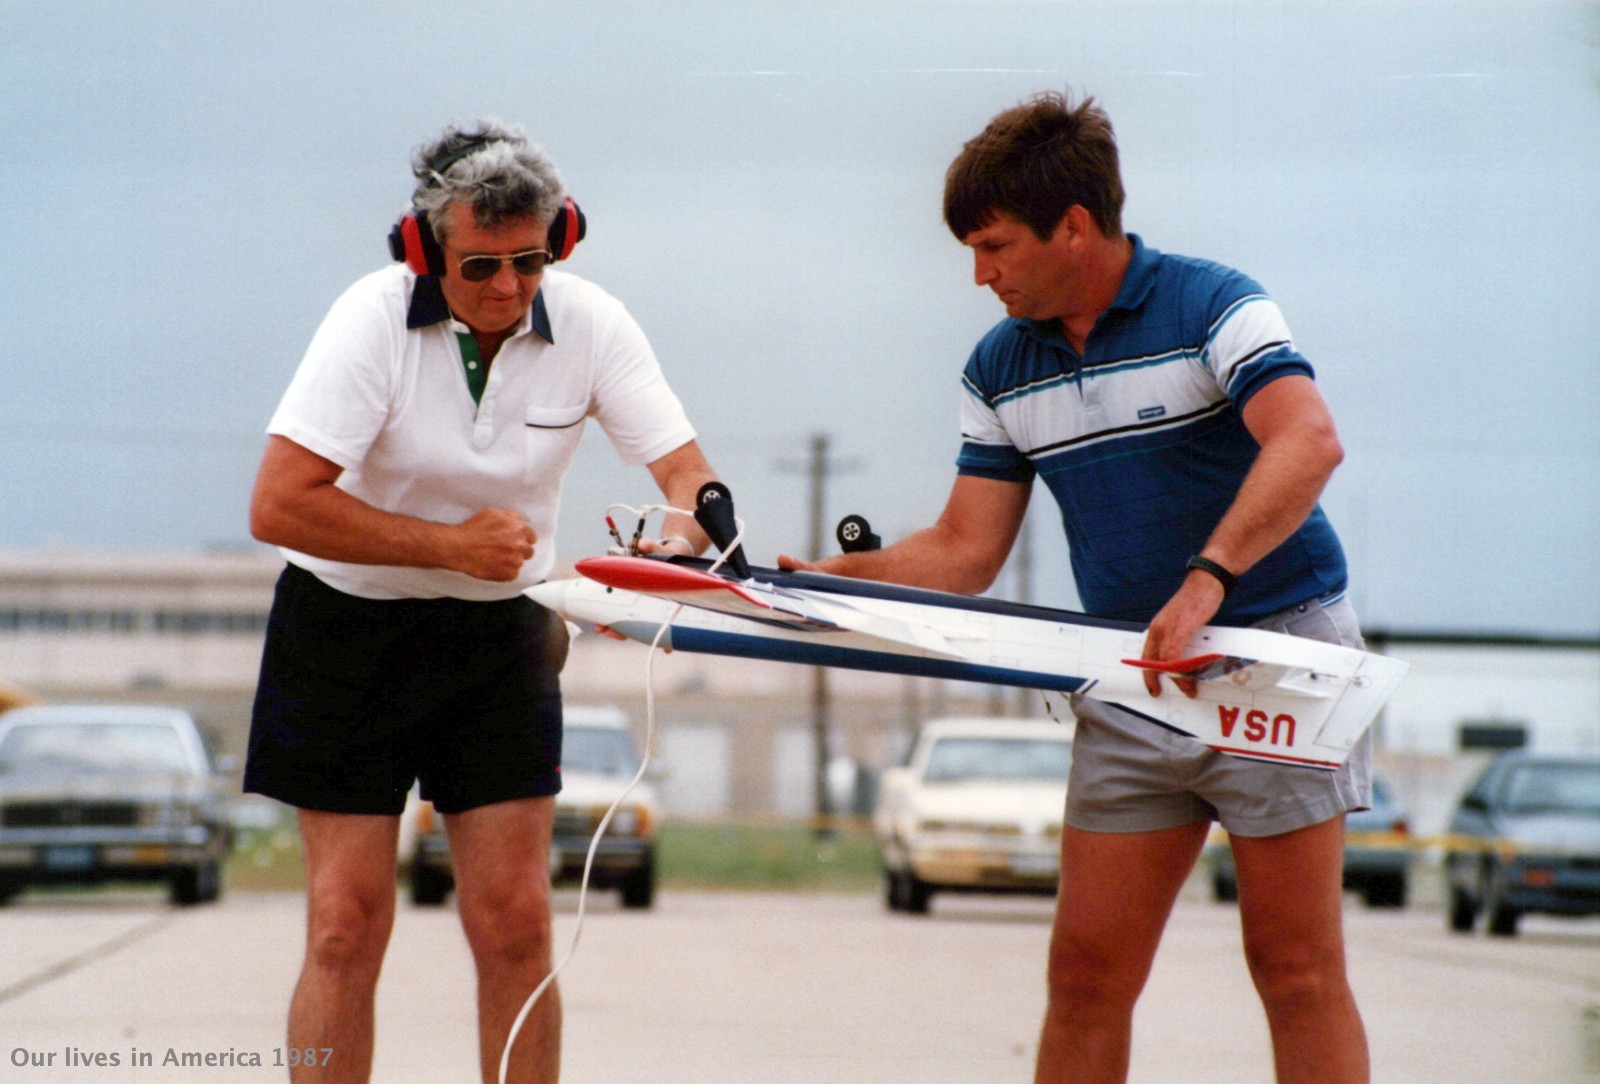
[1185, 555, 1238, 597]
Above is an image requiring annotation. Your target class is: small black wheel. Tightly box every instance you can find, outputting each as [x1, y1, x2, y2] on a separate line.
[836, 514, 881, 554]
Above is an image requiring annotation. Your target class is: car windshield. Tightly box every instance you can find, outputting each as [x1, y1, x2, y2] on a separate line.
[0, 722, 194, 776]
[923, 737, 1072, 783]
[563, 726, 640, 776]
[1502, 763, 1600, 817]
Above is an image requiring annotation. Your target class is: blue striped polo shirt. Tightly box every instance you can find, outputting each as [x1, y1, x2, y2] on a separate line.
[957, 235, 1347, 625]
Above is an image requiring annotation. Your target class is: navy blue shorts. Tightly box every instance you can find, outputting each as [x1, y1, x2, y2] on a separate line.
[245, 563, 567, 816]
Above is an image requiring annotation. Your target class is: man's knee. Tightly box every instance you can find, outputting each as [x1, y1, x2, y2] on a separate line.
[1242, 935, 1346, 1011]
[305, 889, 395, 978]
[1045, 933, 1145, 1014]
[458, 880, 554, 965]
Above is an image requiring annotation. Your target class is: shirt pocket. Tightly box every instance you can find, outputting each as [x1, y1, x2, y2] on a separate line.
[524, 403, 588, 484]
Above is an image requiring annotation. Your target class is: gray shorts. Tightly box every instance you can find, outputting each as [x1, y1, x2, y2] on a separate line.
[1064, 596, 1373, 838]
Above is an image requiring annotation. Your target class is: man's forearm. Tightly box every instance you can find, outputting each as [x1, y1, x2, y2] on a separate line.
[813, 522, 1001, 594]
[1200, 434, 1339, 578]
[252, 481, 456, 569]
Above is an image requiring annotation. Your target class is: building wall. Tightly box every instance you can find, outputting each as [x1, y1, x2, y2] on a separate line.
[0, 550, 281, 693]
[1378, 643, 1600, 756]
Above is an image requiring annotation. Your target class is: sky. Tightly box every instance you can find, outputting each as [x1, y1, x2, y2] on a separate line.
[3, 0, 1597, 637]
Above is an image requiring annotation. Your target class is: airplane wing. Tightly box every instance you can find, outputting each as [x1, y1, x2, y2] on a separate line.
[573, 556, 969, 659]
[549, 491, 1407, 773]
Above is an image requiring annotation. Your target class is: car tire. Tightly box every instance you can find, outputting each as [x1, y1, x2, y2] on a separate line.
[1447, 885, 1477, 933]
[1361, 874, 1408, 909]
[885, 869, 932, 915]
[0, 876, 22, 906]
[1485, 877, 1520, 937]
[410, 862, 452, 907]
[171, 862, 220, 907]
[883, 870, 904, 912]
[1211, 871, 1238, 903]
[619, 857, 656, 910]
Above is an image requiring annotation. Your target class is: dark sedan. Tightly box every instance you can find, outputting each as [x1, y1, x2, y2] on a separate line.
[1207, 774, 1414, 908]
[0, 704, 233, 905]
[1445, 750, 1600, 936]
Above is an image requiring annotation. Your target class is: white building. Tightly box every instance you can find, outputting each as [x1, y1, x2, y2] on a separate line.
[0, 549, 281, 694]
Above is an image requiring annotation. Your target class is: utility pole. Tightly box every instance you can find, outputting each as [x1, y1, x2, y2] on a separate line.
[1013, 506, 1035, 717]
[987, 501, 1037, 717]
[777, 432, 859, 839]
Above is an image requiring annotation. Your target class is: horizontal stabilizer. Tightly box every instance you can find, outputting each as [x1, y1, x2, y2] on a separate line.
[1122, 652, 1319, 699]
[1120, 653, 1227, 676]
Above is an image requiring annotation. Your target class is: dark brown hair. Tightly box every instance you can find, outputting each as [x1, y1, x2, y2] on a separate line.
[944, 90, 1125, 242]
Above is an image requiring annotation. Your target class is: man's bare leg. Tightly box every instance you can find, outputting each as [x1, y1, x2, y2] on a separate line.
[446, 797, 559, 1084]
[288, 811, 400, 1083]
[1231, 816, 1369, 1084]
[1034, 821, 1210, 1083]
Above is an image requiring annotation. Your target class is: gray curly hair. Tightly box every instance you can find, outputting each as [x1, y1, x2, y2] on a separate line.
[410, 120, 566, 245]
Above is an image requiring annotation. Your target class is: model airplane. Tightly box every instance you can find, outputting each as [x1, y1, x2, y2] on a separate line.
[529, 490, 1408, 770]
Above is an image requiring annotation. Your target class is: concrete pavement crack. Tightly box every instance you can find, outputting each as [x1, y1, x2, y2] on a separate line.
[0, 913, 174, 1005]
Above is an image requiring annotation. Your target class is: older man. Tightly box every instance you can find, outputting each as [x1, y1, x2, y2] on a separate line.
[246, 120, 717, 1083]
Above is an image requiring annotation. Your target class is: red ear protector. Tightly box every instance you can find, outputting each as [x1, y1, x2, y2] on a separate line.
[547, 197, 587, 262]
[387, 196, 587, 276]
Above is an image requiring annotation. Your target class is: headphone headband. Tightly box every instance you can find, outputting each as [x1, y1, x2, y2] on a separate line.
[425, 136, 496, 185]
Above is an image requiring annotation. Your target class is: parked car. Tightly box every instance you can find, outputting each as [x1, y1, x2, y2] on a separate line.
[875, 716, 1073, 914]
[0, 703, 233, 905]
[408, 705, 658, 908]
[1445, 750, 1600, 936]
[1206, 773, 1414, 908]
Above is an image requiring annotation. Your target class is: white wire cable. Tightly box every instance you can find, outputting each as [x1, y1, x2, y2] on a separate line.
[497, 505, 743, 1084]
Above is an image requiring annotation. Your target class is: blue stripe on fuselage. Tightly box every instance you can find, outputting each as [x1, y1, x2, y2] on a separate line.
[665, 624, 1096, 692]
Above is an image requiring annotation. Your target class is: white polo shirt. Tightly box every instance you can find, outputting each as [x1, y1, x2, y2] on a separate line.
[267, 265, 696, 600]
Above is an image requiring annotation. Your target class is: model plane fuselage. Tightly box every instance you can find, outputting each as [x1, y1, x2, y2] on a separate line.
[527, 556, 1408, 771]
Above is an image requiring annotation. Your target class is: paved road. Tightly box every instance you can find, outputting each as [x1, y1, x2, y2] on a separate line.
[2, 884, 1597, 1084]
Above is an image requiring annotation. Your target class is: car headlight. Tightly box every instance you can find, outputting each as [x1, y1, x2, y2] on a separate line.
[604, 805, 654, 838]
[139, 804, 199, 829]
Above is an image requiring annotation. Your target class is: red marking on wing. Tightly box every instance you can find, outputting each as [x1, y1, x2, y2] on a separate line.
[1208, 745, 1341, 770]
[1119, 653, 1226, 675]
[574, 556, 770, 609]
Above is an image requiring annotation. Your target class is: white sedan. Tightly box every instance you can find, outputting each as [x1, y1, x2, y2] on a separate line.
[875, 716, 1073, 914]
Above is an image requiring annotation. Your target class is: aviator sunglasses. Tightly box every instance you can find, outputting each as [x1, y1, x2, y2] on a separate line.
[455, 248, 554, 282]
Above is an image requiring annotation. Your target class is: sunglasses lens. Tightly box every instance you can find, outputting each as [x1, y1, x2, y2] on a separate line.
[456, 251, 550, 280]
[511, 251, 550, 275]
[458, 257, 500, 282]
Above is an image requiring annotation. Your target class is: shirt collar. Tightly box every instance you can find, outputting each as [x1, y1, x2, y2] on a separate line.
[1016, 232, 1159, 345]
[1106, 233, 1158, 314]
[405, 274, 555, 344]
